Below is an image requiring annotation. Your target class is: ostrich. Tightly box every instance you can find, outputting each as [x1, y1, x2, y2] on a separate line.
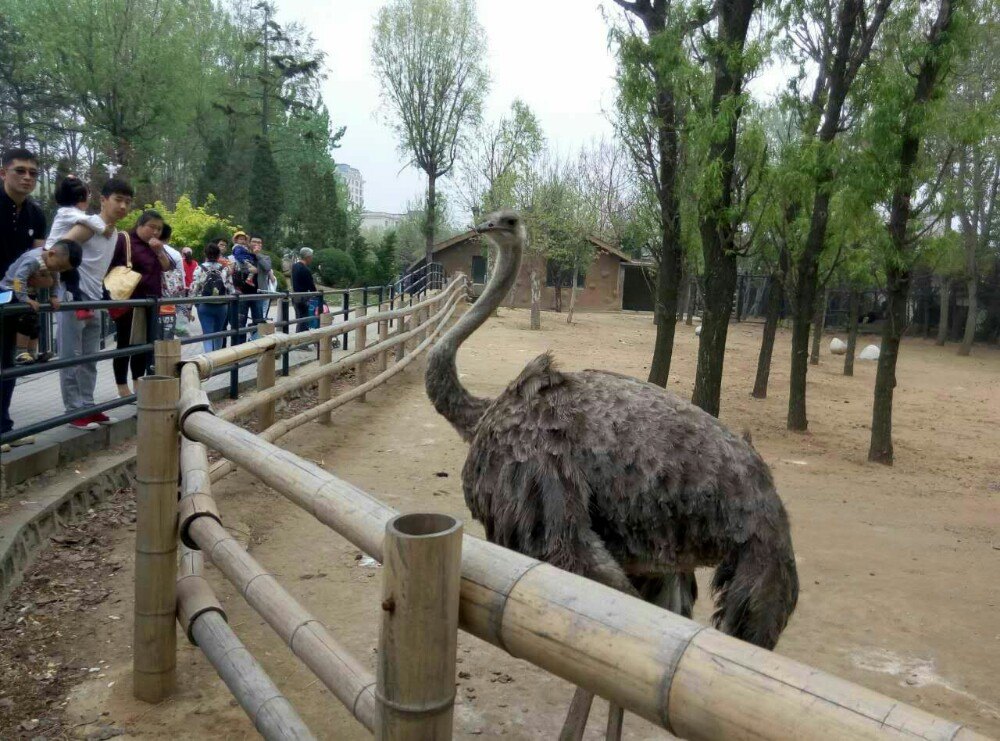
[426, 210, 798, 739]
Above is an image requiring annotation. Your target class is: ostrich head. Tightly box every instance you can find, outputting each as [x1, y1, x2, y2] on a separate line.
[475, 209, 527, 259]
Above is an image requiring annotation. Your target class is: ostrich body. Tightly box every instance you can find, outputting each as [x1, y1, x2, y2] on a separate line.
[426, 210, 798, 737]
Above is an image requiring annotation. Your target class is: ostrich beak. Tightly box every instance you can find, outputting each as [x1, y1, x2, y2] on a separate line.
[474, 220, 498, 234]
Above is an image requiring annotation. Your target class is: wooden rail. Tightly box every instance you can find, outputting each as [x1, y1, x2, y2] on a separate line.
[133, 274, 990, 740]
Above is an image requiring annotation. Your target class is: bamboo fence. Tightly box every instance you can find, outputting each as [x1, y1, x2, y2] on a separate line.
[132, 274, 991, 741]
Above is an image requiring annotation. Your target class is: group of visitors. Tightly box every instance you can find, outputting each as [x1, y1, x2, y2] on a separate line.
[0, 147, 291, 449]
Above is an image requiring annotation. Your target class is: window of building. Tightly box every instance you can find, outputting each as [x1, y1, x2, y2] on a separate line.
[471, 255, 487, 283]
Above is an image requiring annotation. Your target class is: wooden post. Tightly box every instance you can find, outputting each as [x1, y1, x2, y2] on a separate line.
[395, 312, 407, 364]
[256, 323, 275, 430]
[377, 513, 463, 740]
[318, 312, 333, 425]
[154, 339, 182, 378]
[378, 314, 389, 373]
[134, 375, 180, 703]
[356, 306, 368, 402]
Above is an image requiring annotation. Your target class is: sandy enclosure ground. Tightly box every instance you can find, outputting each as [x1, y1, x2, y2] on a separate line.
[4, 307, 999, 740]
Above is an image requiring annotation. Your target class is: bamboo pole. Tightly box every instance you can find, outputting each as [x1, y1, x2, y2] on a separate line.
[133, 375, 180, 703]
[182, 406, 987, 741]
[355, 306, 368, 402]
[318, 312, 333, 425]
[188, 515, 377, 732]
[187, 278, 464, 379]
[377, 514, 463, 740]
[378, 314, 389, 373]
[257, 323, 276, 430]
[216, 289, 460, 424]
[154, 339, 182, 377]
[395, 312, 406, 363]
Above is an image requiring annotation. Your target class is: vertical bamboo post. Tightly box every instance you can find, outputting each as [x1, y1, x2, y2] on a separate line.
[133, 375, 180, 703]
[378, 315, 389, 373]
[356, 306, 368, 402]
[318, 312, 333, 425]
[395, 312, 407, 364]
[154, 338, 182, 378]
[256, 323, 275, 430]
[376, 513, 463, 740]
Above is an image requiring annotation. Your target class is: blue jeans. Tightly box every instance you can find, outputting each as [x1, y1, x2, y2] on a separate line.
[197, 303, 229, 353]
[232, 295, 266, 345]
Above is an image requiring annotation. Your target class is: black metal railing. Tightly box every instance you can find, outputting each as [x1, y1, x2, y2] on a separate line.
[0, 262, 444, 446]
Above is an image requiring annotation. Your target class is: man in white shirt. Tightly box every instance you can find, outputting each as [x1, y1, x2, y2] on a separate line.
[57, 178, 133, 428]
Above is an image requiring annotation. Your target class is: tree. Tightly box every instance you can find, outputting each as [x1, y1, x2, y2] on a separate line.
[313, 249, 358, 287]
[453, 99, 544, 219]
[611, 0, 707, 387]
[866, 0, 963, 464]
[372, 0, 489, 265]
[689, 0, 763, 418]
[784, 0, 893, 431]
[248, 138, 282, 246]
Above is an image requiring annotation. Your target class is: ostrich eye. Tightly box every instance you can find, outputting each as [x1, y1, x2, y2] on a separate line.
[505, 218, 516, 226]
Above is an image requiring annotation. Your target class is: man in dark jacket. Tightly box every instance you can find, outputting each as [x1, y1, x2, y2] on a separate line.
[291, 247, 318, 332]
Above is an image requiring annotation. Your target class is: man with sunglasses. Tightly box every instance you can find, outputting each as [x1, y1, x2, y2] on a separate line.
[1, 148, 47, 443]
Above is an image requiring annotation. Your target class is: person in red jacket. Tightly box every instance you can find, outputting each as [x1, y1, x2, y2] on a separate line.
[181, 247, 197, 289]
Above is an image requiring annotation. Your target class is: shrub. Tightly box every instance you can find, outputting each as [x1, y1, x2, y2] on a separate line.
[313, 248, 357, 287]
[119, 195, 243, 257]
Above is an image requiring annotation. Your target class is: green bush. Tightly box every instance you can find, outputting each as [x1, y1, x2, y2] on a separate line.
[119, 195, 243, 257]
[313, 249, 357, 288]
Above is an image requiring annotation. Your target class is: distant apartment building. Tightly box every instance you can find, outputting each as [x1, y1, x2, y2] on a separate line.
[335, 164, 364, 209]
[361, 210, 405, 231]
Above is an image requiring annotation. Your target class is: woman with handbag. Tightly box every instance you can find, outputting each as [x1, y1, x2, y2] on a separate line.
[105, 210, 173, 397]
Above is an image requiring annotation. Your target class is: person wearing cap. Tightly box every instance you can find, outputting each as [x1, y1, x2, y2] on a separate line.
[181, 247, 197, 290]
[291, 247, 318, 332]
[230, 230, 263, 344]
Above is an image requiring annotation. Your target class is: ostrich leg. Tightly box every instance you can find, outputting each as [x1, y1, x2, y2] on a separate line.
[557, 571, 697, 741]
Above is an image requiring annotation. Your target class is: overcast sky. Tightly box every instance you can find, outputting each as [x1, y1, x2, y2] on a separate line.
[274, 0, 784, 222]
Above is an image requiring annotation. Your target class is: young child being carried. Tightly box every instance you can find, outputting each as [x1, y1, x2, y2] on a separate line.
[1, 240, 83, 363]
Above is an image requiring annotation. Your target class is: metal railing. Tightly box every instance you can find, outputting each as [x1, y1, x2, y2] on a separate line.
[0, 262, 444, 446]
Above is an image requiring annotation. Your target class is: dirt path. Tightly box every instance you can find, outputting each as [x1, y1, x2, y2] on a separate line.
[4, 309, 999, 739]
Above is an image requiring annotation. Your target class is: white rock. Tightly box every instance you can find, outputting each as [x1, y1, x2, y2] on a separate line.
[859, 344, 880, 360]
[830, 338, 847, 355]
[695, 325, 702, 336]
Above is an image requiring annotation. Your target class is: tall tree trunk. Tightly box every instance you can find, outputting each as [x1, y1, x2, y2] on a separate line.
[958, 274, 977, 356]
[844, 290, 859, 376]
[869, 0, 954, 465]
[735, 274, 744, 322]
[567, 264, 579, 324]
[691, 0, 755, 418]
[809, 287, 828, 365]
[869, 268, 910, 463]
[425, 171, 437, 268]
[935, 278, 950, 345]
[751, 271, 784, 399]
[684, 274, 695, 325]
[529, 270, 541, 330]
[648, 252, 682, 386]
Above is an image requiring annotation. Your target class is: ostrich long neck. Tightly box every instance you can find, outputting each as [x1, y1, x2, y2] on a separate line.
[426, 234, 522, 441]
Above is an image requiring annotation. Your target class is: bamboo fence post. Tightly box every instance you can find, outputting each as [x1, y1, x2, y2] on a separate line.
[318, 312, 334, 425]
[133, 375, 180, 703]
[154, 338, 182, 377]
[394, 311, 406, 364]
[257, 323, 276, 430]
[378, 315, 389, 373]
[356, 306, 368, 402]
[377, 513, 463, 740]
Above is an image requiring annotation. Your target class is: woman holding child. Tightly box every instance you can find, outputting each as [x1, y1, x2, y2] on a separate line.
[107, 210, 174, 397]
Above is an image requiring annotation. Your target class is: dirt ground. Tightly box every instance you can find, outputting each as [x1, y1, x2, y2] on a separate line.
[2, 308, 999, 740]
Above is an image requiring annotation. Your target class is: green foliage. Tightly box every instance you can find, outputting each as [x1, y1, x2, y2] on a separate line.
[248, 139, 282, 247]
[313, 249, 358, 287]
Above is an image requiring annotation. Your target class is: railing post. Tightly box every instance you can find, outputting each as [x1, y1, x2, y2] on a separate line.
[389, 283, 396, 328]
[133, 375, 180, 703]
[256, 323, 275, 430]
[318, 312, 333, 425]
[154, 339, 182, 378]
[227, 299, 240, 398]
[341, 291, 350, 351]
[378, 313, 389, 373]
[356, 306, 368, 402]
[395, 308, 406, 364]
[279, 295, 290, 377]
[376, 513, 462, 740]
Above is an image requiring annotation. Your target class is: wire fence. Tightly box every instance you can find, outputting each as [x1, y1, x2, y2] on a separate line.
[0, 263, 444, 446]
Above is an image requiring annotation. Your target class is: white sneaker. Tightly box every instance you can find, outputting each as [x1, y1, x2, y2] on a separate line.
[69, 418, 100, 431]
[1, 443, 10, 454]
[9, 435, 35, 447]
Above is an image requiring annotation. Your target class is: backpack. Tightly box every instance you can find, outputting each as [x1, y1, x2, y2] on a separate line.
[200, 264, 227, 297]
